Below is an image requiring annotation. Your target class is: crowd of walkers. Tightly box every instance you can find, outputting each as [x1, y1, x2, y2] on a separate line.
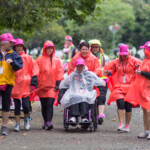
[0, 33, 149, 141]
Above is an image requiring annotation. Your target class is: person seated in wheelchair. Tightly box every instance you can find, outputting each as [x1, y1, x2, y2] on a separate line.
[58, 58, 106, 124]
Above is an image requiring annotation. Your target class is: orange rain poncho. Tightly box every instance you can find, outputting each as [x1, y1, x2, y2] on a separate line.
[36, 41, 64, 98]
[104, 55, 142, 105]
[125, 51, 150, 110]
[67, 51, 102, 76]
[11, 52, 39, 99]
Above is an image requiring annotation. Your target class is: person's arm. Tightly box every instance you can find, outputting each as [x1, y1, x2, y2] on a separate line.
[10, 51, 23, 71]
[93, 58, 102, 76]
[67, 58, 76, 75]
[141, 71, 150, 80]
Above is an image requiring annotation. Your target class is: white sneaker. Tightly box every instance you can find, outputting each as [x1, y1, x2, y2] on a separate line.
[82, 118, 89, 123]
[14, 124, 20, 132]
[24, 118, 30, 131]
[117, 124, 124, 132]
[147, 133, 150, 140]
[69, 117, 76, 123]
[138, 131, 148, 139]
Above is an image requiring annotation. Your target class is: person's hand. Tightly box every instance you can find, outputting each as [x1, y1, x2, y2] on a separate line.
[54, 86, 59, 91]
[104, 70, 109, 76]
[135, 70, 141, 75]
[6, 59, 13, 63]
[135, 64, 140, 69]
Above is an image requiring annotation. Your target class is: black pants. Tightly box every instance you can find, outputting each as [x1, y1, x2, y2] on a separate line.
[40, 97, 55, 123]
[0, 85, 13, 112]
[69, 102, 89, 118]
[116, 98, 132, 112]
[97, 85, 108, 105]
[14, 97, 30, 115]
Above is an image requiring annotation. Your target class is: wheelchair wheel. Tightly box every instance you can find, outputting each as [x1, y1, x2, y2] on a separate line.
[91, 103, 97, 131]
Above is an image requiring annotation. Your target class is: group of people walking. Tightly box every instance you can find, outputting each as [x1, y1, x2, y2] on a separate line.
[0, 33, 149, 141]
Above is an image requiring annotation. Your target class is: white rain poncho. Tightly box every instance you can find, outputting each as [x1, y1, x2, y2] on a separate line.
[59, 67, 106, 108]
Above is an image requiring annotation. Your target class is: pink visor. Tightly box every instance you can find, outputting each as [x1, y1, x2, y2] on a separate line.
[45, 44, 54, 49]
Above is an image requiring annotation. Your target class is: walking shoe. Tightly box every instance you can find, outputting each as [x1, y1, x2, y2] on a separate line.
[97, 114, 105, 125]
[147, 133, 150, 140]
[69, 117, 76, 123]
[45, 122, 53, 130]
[123, 125, 130, 133]
[117, 123, 124, 132]
[42, 123, 47, 129]
[14, 124, 20, 132]
[24, 117, 30, 131]
[81, 118, 89, 123]
[138, 131, 148, 139]
[1, 126, 8, 136]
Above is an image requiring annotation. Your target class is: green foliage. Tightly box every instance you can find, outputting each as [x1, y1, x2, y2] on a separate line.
[60, 0, 135, 54]
[0, 0, 98, 35]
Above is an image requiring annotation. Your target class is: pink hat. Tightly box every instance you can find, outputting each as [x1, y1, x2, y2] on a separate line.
[0, 33, 16, 43]
[14, 38, 24, 46]
[91, 44, 99, 47]
[119, 44, 129, 55]
[75, 58, 85, 66]
[140, 41, 150, 51]
[65, 35, 72, 41]
[45, 43, 54, 49]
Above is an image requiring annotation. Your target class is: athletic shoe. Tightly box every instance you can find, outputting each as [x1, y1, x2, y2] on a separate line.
[69, 117, 76, 123]
[147, 133, 150, 140]
[1, 126, 8, 136]
[123, 125, 130, 133]
[14, 124, 20, 132]
[138, 131, 148, 139]
[42, 123, 47, 129]
[97, 114, 105, 125]
[117, 123, 124, 132]
[81, 118, 89, 123]
[45, 122, 53, 130]
[24, 117, 30, 131]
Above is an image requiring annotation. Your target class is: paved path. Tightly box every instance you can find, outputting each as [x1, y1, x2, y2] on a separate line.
[0, 96, 150, 150]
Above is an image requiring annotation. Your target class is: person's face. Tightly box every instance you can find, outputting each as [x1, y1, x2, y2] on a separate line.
[65, 40, 70, 46]
[46, 47, 54, 56]
[91, 46, 100, 54]
[76, 65, 85, 73]
[15, 44, 24, 54]
[120, 55, 128, 60]
[80, 46, 89, 57]
[2, 42, 12, 51]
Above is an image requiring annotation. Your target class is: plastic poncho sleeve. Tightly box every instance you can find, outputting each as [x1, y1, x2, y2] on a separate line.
[10, 51, 23, 71]
[104, 60, 116, 75]
[93, 58, 102, 76]
[67, 58, 76, 75]
[56, 59, 64, 81]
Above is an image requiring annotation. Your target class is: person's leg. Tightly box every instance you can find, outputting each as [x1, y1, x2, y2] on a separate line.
[124, 101, 132, 132]
[1, 85, 13, 135]
[79, 102, 89, 119]
[45, 98, 55, 130]
[146, 110, 150, 140]
[116, 98, 125, 131]
[14, 99, 21, 131]
[40, 98, 47, 123]
[138, 107, 149, 138]
[22, 97, 30, 130]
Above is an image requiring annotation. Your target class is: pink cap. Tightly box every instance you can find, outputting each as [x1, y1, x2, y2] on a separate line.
[0, 33, 16, 43]
[45, 43, 54, 49]
[14, 38, 24, 46]
[140, 41, 150, 51]
[119, 44, 129, 55]
[91, 44, 99, 47]
[65, 35, 72, 41]
[75, 58, 85, 66]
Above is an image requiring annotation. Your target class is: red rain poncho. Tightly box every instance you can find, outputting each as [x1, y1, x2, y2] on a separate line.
[11, 52, 39, 99]
[36, 41, 64, 98]
[67, 51, 102, 76]
[125, 52, 150, 110]
[104, 55, 142, 105]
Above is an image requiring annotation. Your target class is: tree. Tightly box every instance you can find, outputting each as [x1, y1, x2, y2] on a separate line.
[60, 0, 135, 54]
[0, 0, 100, 35]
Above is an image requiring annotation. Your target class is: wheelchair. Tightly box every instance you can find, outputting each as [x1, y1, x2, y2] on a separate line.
[63, 100, 98, 132]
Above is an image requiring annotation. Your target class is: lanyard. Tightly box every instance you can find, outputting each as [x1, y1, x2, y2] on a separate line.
[121, 60, 128, 76]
